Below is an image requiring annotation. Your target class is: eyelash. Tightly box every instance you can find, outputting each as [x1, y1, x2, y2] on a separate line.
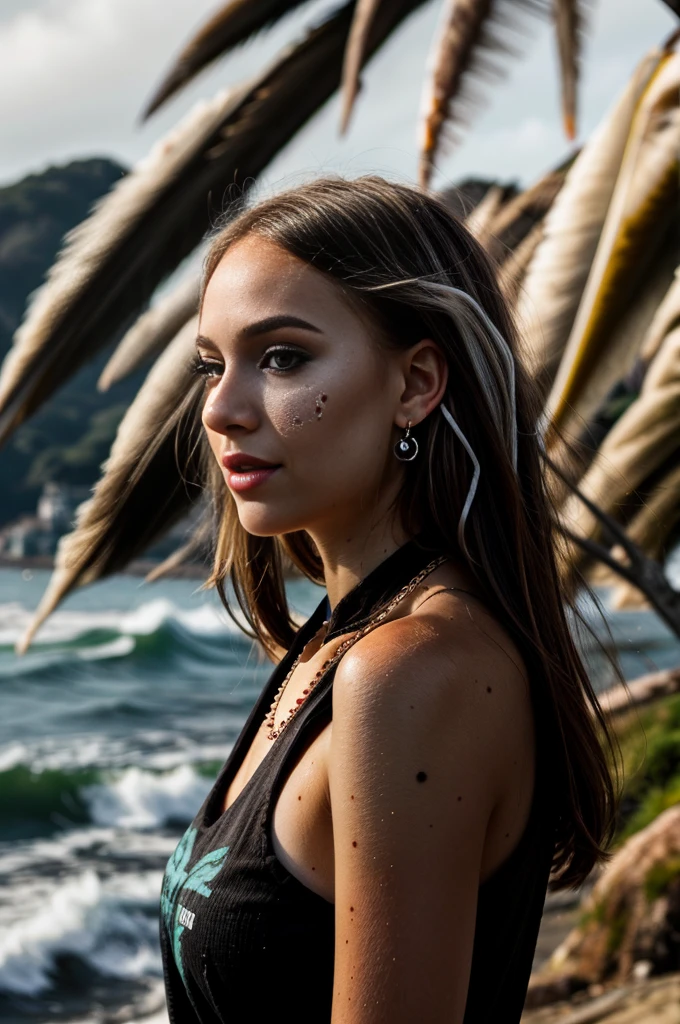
[192, 346, 308, 379]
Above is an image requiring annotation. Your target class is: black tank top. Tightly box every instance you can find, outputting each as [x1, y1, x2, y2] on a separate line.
[160, 536, 557, 1023]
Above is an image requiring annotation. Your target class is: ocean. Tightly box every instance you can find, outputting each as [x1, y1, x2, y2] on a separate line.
[1, 564, 679, 1024]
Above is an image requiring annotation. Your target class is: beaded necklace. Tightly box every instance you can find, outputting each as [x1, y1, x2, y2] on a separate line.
[265, 554, 447, 740]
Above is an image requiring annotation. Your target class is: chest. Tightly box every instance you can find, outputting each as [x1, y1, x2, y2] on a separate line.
[220, 646, 338, 902]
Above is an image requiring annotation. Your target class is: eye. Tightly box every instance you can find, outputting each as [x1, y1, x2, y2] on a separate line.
[192, 354, 223, 379]
[259, 346, 308, 372]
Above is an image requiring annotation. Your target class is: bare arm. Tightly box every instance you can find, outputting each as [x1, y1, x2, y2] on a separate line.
[328, 607, 529, 1024]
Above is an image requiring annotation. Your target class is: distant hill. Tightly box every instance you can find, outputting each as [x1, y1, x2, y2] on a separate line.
[0, 157, 151, 525]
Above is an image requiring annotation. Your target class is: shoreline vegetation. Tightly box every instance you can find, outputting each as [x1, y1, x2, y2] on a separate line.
[524, 684, 680, 1020]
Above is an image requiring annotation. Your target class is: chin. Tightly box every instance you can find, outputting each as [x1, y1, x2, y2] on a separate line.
[236, 507, 308, 539]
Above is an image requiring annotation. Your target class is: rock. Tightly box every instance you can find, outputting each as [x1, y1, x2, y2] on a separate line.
[539, 806, 680, 988]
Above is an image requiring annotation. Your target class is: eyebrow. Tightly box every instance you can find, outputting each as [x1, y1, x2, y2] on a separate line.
[196, 315, 324, 351]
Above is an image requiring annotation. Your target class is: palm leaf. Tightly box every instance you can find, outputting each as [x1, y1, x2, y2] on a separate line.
[558, 324, 680, 557]
[145, 516, 213, 583]
[0, 0, 426, 446]
[418, 0, 551, 188]
[16, 319, 202, 655]
[545, 47, 680, 442]
[515, 45, 666, 392]
[98, 273, 199, 391]
[142, 0, 312, 119]
[553, 0, 585, 140]
[640, 264, 680, 364]
[486, 161, 567, 261]
[606, 460, 680, 608]
[339, 0, 383, 133]
[463, 183, 506, 245]
[498, 220, 544, 305]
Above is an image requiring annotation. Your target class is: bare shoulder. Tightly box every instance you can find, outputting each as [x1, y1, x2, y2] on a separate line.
[332, 585, 532, 764]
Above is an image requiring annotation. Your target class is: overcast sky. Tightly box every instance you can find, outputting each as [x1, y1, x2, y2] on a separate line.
[0, 0, 675, 193]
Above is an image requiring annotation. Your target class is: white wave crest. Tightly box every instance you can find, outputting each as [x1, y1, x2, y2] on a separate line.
[83, 764, 213, 829]
[0, 869, 162, 995]
[0, 596, 239, 650]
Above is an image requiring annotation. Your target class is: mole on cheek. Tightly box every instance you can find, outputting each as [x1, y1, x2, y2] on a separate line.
[315, 392, 328, 419]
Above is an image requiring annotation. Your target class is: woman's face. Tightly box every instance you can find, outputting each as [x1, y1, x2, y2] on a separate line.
[197, 233, 410, 539]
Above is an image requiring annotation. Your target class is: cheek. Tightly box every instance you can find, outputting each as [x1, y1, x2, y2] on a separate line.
[264, 384, 330, 436]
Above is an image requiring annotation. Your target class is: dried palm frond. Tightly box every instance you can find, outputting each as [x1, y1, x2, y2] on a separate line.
[98, 273, 200, 391]
[588, 454, 680, 609]
[0, 83, 243, 444]
[464, 183, 506, 245]
[558, 324, 680, 560]
[0, 0, 426, 446]
[339, 0, 383, 133]
[418, 0, 551, 189]
[516, 45, 666, 393]
[142, 0, 312, 119]
[145, 513, 213, 582]
[486, 162, 568, 261]
[16, 319, 202, 655]
[553, 0, 585, 140]
[558, 230, 680, 455]
[545, 47, 680, 441]
[498, 220, 544, 305]
[640, 264, 680, 364]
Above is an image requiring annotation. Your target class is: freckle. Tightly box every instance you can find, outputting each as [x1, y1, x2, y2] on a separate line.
[457, 795, 462, 801]
[298, 795, 301, 800]
[346, 940, 348, 944]
[311, 866, 316, 871]
[321, 393, 327, 402]
[429, 824, 433, 828]
[410, 705, 414, 710]
[505, 832, 510, 838]
[351, 794, 354, 800]
[352, 841, 357, 847]
[350, 906, 354, 911]
[486, 686, 492, 693]
[416, 771, 427, 782]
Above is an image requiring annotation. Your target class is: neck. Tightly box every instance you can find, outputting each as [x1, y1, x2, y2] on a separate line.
[306, 517, 414, 612]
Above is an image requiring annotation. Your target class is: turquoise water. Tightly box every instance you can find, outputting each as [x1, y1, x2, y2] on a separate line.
[0, 566, 679, 1023]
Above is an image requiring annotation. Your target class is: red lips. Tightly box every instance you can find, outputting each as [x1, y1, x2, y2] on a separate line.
[221, 452, 281, 471]
[221, 452, 282, 493]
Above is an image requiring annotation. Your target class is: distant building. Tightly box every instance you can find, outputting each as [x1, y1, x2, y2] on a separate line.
[0, 483, 90, 559]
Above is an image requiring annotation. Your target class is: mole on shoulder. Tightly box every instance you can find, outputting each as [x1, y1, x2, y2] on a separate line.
[416, 771, 428, 783]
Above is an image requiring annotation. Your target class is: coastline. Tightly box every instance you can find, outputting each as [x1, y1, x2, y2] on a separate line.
[0, 553, 209, 580]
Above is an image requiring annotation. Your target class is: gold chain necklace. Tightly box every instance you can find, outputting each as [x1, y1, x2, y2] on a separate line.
[265, 555, 447, 741]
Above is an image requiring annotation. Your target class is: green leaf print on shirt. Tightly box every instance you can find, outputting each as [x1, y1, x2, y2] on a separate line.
[161, 826, 229, 985]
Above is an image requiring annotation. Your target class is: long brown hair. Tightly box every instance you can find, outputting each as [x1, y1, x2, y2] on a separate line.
[196, 174, 619, 890]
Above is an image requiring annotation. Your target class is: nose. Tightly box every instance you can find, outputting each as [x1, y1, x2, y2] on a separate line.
[201, 364, 260, 436]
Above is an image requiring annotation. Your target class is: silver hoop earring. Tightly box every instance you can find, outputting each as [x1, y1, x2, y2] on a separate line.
[394, 421, 418, 461]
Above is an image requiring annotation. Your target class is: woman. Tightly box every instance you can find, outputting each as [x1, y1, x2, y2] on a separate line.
[160, 176, 617, 1023]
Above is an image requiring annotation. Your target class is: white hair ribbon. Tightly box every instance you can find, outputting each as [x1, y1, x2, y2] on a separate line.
[420, 281, 518, 473]
[439, 403, 481, 558]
